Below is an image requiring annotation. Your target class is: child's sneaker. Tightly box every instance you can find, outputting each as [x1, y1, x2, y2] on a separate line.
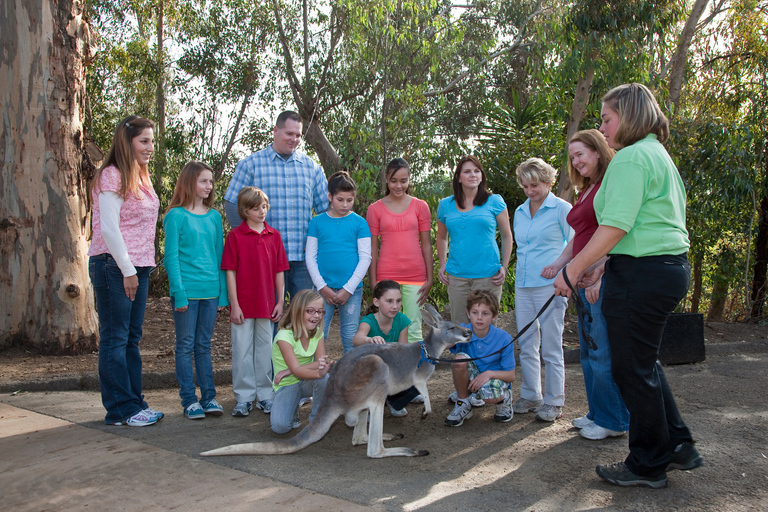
[410, 394, 425, 404]
[387, 402, 408, 417]
[512, 397, 543, 414]
[445, 400, 473, 427]
[201, 399, 224, 416]
[299, 397, 313, 407]
[535, 404, 563, 422]
[232, 402, 252, 417]
[448, 391, 485, 407]
[256, 399, 273, 414]
[126, 409, 160, 427]
[494, 390, 514, 423]
[184, 403, 205, 420]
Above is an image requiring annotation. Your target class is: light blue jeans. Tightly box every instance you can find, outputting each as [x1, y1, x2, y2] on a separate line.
[172, 297, 218, 409]
[322, 287, 363, 353]
[270, 375, 328, 434]
[578, 283, 630, 431]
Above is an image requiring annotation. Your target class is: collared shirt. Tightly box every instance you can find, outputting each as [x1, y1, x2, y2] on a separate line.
[221, 221, 289, 318]
[594, 134, 689, 257]
[514, 192, 573, 288]
[224, 145, 329, 261]
[450, 324, 516, 374]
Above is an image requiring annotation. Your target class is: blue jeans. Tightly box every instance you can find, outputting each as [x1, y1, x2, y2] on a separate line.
[578, 281, 629, 432]
[89, 254, 150, 423]
[285, 260, 314, 301]
[603, 253, 693, 478]
[322, 287, 363, 353]
[172, 297, 218, 409]
[270, 375, 328, 434]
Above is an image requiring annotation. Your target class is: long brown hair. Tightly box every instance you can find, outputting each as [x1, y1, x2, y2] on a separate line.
[92, 116, 155, 198]
[567, 129, 615, 192]
[165, 161, 215, 214]
[452, 155, 490, 209]
[364, 280, 402, 315]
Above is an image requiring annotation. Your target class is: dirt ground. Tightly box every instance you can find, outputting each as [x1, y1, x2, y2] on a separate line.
[2, 298, 768, 510]
[0, 296, 765, 383]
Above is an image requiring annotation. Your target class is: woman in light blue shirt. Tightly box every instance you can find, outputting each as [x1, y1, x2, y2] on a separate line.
[512, 158, 572, 422]
[436, 155, 514, 326]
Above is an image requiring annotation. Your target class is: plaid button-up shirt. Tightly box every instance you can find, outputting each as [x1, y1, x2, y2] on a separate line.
[225, 145, 329, 261]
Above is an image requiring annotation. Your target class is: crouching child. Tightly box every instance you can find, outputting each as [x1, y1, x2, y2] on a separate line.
[445, 290, 516, 427]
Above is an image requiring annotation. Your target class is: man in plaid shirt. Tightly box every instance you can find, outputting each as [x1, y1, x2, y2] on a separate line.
[224, 111, 329, 300]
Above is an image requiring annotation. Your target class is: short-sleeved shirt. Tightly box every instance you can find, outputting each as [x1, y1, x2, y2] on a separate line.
[450, 324, 516, 374]
[88, 165, 159, 266]
[307, 212, 371, 289]
[437, 194, 507, 278]
[272, 328, 323, 390]
[567, 182, 601, 257]
[514, 192, 573, 288]
[163, 207, 228, 309]
[221, 221, 289, 318]
[367, 198, 431, 284]
[360, 312, 412, 344]
[224, 145, 329, 261]
[594, 134, 689, 257]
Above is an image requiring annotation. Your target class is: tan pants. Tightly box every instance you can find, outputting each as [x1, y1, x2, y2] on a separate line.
[446, 273, 503, 325]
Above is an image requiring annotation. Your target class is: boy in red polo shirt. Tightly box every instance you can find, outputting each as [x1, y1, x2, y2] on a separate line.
[222, 187, 289, 417]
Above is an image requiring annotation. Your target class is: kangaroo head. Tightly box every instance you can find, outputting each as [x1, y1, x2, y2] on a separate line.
[420, 304, 472, 351]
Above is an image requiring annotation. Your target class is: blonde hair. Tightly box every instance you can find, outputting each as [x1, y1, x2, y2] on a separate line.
[602, 83, 669, 147]
[92, 116, 155, 199]
[516, 157, 557, 186]
[278, 289, 324, 341]
[236, 187, 270, 220]
[165, 161, 215, 214]
[568, 130, 615, 192]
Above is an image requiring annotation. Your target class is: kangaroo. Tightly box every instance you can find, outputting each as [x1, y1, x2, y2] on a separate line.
[201, 304, 471, 459]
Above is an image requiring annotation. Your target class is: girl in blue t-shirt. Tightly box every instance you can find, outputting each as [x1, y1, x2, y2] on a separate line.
[306, 171, 372, 353]
[164, 161, 229, 420]
[352, 280, 419, 416]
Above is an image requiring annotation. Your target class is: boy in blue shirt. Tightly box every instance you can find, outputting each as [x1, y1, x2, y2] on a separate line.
[446, 290, 516, 426]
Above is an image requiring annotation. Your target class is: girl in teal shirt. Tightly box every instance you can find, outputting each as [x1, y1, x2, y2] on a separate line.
[164, 161, 228, 419]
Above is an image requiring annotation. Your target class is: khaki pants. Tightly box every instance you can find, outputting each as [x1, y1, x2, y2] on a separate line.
[446, 273, 503, 325]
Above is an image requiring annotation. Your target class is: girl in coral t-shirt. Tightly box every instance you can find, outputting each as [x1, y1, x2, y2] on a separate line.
[366, 158, 433, 344]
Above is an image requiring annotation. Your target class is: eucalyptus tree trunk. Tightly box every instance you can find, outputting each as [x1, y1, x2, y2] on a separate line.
[0, 0, 98, 353]
[556, 64, 595, 202]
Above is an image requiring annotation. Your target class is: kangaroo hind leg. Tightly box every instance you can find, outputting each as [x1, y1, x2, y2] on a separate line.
[366, 402, 428, 458]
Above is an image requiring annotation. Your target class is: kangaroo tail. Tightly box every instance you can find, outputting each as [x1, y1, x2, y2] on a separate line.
[200, 404, 341, 457]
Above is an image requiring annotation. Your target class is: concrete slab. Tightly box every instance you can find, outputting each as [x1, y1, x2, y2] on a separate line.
[0, 403, 376, 512]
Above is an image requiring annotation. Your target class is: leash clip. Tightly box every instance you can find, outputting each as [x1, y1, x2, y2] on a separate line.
[418, 341, 437, 368]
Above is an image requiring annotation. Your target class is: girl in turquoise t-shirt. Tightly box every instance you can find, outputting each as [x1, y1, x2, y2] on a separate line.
[164, 161, 229, 420]
[352, 280, 419, 416]
[270, 289, 333, 434]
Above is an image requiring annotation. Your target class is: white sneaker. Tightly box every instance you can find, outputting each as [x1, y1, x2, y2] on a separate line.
[579, 423, 627, 440]
[535, 404, 563, 422]
[572, 415, 594, 429]
[445, 400, 473, 427]
[388, 402, 408, 417]
[512, 397, 543, 414]
[448, 391, 486, 407]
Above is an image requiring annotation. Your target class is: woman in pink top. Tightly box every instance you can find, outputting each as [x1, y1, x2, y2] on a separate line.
[88, 116, 163, 427]
[366, 158, 433, 343]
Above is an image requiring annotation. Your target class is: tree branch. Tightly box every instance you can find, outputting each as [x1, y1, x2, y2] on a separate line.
[422, 3, 547, 97]
[272, 0, 306, 107]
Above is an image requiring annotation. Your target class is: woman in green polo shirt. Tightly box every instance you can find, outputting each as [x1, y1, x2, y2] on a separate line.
[553, 83, 703, 489]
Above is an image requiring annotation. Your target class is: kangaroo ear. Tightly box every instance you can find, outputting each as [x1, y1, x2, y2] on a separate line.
[420, 304, 442, 330]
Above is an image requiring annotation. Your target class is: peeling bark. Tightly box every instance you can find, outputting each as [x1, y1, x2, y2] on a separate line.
[0, 0, 98, 353]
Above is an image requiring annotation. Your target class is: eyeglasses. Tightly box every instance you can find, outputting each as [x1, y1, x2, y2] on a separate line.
[305, 308, 324, 316]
